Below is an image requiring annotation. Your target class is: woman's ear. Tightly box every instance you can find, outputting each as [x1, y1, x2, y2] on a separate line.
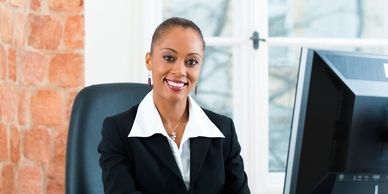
[145, 52, 152, 70]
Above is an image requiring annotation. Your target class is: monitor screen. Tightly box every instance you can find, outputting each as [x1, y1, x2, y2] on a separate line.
[283, 48, 388, 194]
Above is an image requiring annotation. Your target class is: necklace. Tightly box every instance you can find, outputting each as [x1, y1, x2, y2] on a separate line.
[163, 112, 186, 141]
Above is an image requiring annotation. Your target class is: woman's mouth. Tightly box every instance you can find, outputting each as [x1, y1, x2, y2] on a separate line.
[165, 79, 187, 91]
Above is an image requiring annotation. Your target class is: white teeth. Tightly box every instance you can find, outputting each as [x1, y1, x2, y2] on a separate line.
[167, 80, 185, 87]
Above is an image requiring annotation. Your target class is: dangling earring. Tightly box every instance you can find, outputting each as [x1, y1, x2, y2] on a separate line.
[195, 81, 198, 95]
[147, 72, 151, 87]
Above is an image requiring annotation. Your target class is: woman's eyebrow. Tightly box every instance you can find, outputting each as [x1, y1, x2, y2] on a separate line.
[187, 53, 201, 58]
[160, 48, 177, 53]
[160, 48, 201, 57]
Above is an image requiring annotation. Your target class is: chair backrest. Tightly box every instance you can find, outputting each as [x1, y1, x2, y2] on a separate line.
[65, 83, 151, 194]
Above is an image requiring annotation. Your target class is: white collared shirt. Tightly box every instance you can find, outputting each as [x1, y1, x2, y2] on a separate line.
[128, 90, 225, 190]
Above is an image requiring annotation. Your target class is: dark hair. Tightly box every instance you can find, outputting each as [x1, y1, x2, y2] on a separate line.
[150, 17, 205, 53]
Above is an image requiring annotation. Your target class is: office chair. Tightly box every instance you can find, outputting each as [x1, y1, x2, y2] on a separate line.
[65, 83, 151, 194]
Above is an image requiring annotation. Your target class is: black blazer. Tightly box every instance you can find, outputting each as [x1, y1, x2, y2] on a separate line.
[98, 104, 250, 194]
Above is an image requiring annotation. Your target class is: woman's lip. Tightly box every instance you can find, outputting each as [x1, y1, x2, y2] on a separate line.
[164, 79, 187, 91]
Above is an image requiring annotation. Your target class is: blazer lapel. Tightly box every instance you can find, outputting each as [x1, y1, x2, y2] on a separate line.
[142, 134, 183, 180]
[190, 137, 211, 187]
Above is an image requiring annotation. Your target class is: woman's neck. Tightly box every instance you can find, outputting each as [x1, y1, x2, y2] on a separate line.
[153, 94, 188, 123]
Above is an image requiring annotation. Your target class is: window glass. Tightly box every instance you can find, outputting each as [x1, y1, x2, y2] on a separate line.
[163, 0, 233, 37]
[269, 46, 299, 172]
[269, 0, 388, 38]
[192, 46, 233, 118]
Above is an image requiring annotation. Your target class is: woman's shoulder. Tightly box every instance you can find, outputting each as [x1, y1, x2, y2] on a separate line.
[201, 108, 231, 122]
[201, 108, 235, 135]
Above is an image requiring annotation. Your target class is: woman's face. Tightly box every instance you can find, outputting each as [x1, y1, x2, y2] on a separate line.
[146, 26, 204, 103]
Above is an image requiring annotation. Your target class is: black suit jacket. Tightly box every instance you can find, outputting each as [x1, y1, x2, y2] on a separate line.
[98, 105, 250, 194]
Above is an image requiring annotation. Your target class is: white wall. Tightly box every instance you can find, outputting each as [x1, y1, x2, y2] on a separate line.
[85, 0, 161, 86]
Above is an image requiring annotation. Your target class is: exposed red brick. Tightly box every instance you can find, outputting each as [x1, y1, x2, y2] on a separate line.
[10, 0, 25, 8]
[8, 47, 16, 81]
[20, 50, 46, 85]
[14, 12, 27, 47]
[47, 180, 64, 194]
[31, 0, 41, 10]
[28, 15, 62, 50]
[66, 90, 78, 120]
[0, 1, 83, 194]
[24, 127, 51, 163]
[16, 165, 43, 194]
[0, 123, 8, 160]
[48, 0, 83, 12]
[64, 15, 84, 49]
[48, 128, 67, 180]
[0, 44, 5, 80]
[10, 125, 20, 163]
[0, 5, 13, 44]
[1, 164, 15, 194]
[49, 54, 84, 88]
[30, 89, 65, 126]
[18, 89, 28, 126]
[0, 84, 18, 123]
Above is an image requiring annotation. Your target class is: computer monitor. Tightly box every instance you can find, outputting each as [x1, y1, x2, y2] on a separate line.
[283, 48, 388, 194]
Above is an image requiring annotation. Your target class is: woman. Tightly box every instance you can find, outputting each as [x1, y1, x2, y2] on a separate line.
[98, 17, 250, 194]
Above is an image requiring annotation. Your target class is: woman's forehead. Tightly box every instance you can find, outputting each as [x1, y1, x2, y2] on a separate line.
[154, 27, 204, 53]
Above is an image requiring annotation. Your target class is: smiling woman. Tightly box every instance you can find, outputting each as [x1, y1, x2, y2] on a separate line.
[145, 23, 204, 145]
[98, 17, 250, 194]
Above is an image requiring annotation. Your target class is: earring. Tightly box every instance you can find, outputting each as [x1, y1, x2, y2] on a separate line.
[147, 72, 151, 87]
[195, 81, 198, 95]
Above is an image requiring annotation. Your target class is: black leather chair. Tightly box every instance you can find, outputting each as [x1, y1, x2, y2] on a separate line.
[65, 83, 151, 194]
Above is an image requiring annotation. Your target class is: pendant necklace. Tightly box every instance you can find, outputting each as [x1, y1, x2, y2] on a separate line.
[164, 113, 186, 141]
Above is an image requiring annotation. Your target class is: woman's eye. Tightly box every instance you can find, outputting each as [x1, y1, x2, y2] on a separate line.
[163, 56, 175, 63]
[186, 59, 198, 66]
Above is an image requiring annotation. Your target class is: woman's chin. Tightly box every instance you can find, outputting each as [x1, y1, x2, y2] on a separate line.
[165, 91, 188, 102]
[154, 87, 190, 103]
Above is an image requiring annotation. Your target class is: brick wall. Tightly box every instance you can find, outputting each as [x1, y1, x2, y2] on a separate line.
[0, 0, 84, 193]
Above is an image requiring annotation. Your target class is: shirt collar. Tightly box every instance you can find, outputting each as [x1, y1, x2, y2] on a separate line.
[128, 90, 225, 139]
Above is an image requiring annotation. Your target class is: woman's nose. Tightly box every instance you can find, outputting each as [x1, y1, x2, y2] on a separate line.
[171, 60, 187, 76]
